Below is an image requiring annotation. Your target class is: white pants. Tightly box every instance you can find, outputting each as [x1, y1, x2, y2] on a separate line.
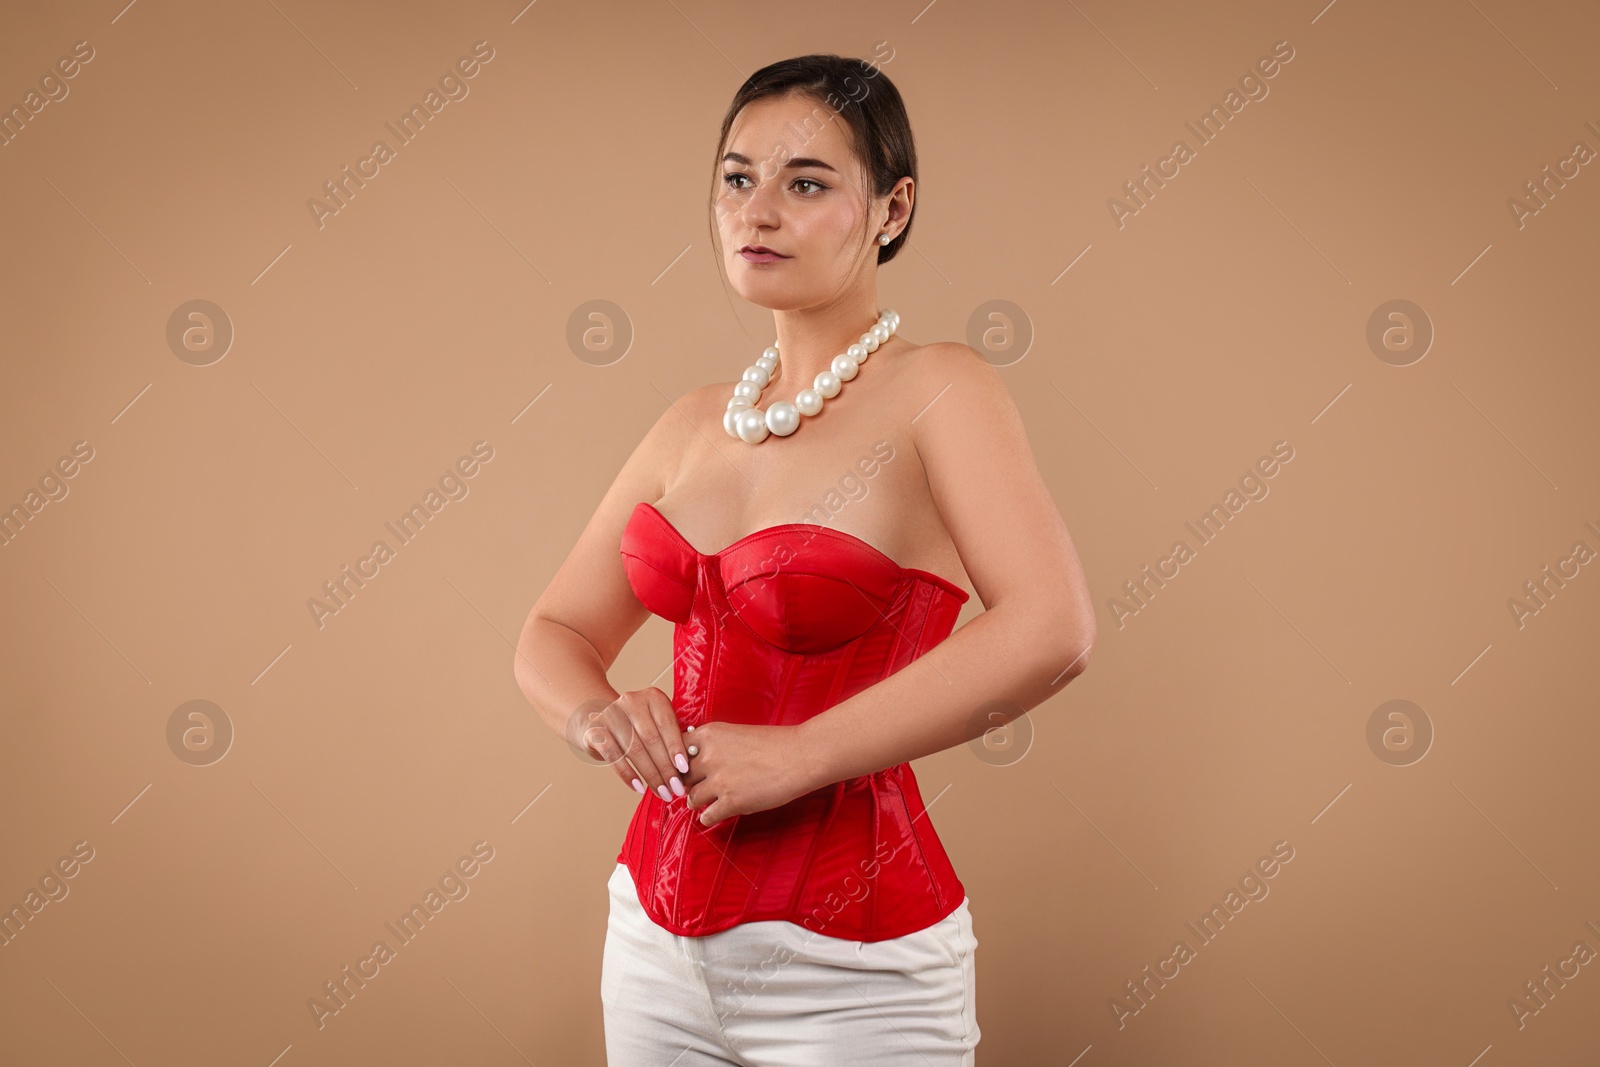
[601, 862, 979, 1065]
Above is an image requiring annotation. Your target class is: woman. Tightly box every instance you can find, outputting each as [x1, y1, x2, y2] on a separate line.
[514, 53, 1095, 1066]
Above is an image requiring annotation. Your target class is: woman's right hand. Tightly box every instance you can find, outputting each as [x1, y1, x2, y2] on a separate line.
[572, 688, 690, 803]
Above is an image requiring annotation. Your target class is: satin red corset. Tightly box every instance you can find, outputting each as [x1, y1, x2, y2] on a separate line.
[614, 500, 971, 941]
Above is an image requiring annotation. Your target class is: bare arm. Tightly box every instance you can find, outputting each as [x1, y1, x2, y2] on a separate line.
[794, 343, 1096, 789]
[512, 392, 696, 796]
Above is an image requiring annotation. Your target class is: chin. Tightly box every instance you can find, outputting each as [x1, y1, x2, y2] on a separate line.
[728, 275, 808, 311]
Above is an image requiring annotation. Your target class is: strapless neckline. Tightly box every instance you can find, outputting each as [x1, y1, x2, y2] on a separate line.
[634, 501, 968, 602]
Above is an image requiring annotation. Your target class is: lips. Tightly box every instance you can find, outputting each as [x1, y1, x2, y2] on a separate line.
[739, 245, 787, 257]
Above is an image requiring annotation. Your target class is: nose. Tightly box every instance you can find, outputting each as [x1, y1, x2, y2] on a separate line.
[732, 177, 781, 235]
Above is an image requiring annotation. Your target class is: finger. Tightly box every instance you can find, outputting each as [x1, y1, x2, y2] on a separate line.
[681, 726, 708, 787]
[615, 693, 681, 802]
[593, 698, 659, 797]
[640, 688, 690, 799]
[591, 704, 648, 791]
[587, 720, 647, 795]
[616, 751, 648, 795]
[648, 692, 692, 778]
[695, 797, 725, 827]
[685, 776, 717, 816]
[615, 720, 670, 800]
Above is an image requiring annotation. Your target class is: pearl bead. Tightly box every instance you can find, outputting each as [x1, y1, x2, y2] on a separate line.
[733, 380, 761, 400]
[735, 407, 770, 443]
[723, 407, 742, 437]
[869, 322, 890, 344]
[795, 388, 823, 416]
[765, 400, 800, 435]
[763, 346, 780, 361]
[814, 371, 841, 398]
[882, 308, 899, 329]
[846, 342, 868, 362]
[728, 396, 752, 410]
[756, 355, 777, 372]
[743, 365, 770, 388]
[832, 354, 859, 381]
[859, 332, 879, 353]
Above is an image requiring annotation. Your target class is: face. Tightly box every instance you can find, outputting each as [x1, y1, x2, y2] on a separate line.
[715, 93, 889, 311]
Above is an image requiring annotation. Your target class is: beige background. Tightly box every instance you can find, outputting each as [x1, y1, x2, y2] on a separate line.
[2, 0, 1597, 1064]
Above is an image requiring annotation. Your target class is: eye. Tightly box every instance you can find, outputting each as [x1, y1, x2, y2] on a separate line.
[721, 172, 827, 194]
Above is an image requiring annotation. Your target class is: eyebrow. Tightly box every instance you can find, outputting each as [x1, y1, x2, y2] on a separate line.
[722, 151, 838, 174]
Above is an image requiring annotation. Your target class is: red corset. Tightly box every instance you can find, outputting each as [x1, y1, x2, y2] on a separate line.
[615, 500, 970, 941]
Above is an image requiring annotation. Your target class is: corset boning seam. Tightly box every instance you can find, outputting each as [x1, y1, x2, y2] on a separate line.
[794, 779, 843, 927]
[866, 768, 882, 934]
[889, 767, 944, 914]
[695, 555, 731, 931]
[903, 584, 945, 912]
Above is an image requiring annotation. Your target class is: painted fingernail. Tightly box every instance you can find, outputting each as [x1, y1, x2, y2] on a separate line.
[670, 776, 685, 797]
[675, 753, 689, 774]
[631, 778, 646, 794]
[656, 784, 672, 802]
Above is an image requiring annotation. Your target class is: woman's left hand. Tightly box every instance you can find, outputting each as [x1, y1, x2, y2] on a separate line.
[680, 721, 818, 828]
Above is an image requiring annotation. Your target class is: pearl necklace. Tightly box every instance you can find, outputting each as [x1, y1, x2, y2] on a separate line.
[723, 309, 900, 444]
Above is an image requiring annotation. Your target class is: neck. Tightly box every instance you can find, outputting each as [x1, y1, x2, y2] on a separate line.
[765, 298, 886, 396]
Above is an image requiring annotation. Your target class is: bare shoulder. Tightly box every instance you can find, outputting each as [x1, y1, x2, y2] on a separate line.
[648, 381, 733, 442]
[667, 380, 741, 444]
[896, 341, 1020, 444]
[678, 379, 739, 419]
[898, 340, 1005, 393]
[903, 339, 991, 368]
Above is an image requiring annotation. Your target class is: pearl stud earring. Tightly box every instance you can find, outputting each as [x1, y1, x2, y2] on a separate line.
[878, 232, 891, 245]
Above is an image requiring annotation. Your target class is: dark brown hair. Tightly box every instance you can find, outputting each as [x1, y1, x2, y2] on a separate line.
[708, 52, 917, 270]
